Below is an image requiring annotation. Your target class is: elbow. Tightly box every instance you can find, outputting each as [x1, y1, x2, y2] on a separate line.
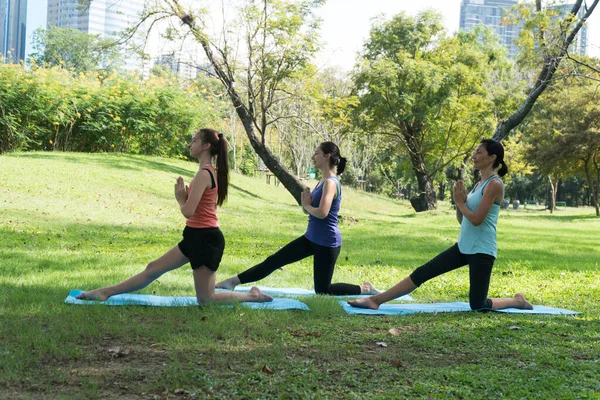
[471, 218, 483, 227]
[181, 208, 194, 219]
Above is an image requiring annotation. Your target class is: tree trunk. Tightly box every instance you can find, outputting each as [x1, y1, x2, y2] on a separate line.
[175, 11, 307, 204]
[237, 105, 306, 204]
[410, 172, 437, 212]
[548, 176, 558, 213]
[404, 131, 437, 212]
[408, 158, 437, 212]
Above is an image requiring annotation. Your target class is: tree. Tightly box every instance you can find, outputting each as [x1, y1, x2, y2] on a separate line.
[525, 81, 600, 215]
[492, 0, 599, 141]
[29, 26, 122, 73]
[352, 11, 506, 211]
[140, 0, 326, 204]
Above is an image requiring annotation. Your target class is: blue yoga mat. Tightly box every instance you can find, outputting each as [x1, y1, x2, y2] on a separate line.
[339, 300, 580, 316]
[65, 290, 309, 310]
[227, 286, 414, 301]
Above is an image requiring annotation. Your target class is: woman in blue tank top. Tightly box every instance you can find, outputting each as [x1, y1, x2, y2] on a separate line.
[216, 142, 379, 296]
[349, 139, 534, 311]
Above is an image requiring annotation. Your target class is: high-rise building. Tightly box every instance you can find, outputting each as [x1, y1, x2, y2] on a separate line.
[1, 0, 28, 62]
[459, 0, 588, 58]
[47, 0, 146, 71]
[154, 52, 201, 81]
[459, 0, 520, 58]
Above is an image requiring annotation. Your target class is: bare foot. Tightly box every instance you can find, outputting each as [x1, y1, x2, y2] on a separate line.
[215, 276, 240, 291]
[514, 293, 533, 310]
[360, 281, 380, 295]
[249, 286, 273, 302]
[76, 289, 109, 301]
[348, 297, 380, 310]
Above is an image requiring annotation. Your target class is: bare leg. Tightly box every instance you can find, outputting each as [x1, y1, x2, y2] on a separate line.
[490, 293, 533, 310]
[76, 246, 189, 301]
[360, 281, 380, 295]
[348, 276, 417, 309]
[194, 267, 272, 304]
[214, 275, 241, 291]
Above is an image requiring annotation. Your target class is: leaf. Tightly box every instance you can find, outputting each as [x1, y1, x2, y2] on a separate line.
[508, 326, 521, 330]
[376, 342, 388, 348]
[388, 328, 401, 336]
[262, 365, 273, 374]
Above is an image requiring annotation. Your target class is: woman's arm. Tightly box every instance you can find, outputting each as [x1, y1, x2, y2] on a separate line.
[455, 179, 502, 226]
[301, 179, 337, 219]
[174, 171, 209, 218]
[456, 207, 463, 225]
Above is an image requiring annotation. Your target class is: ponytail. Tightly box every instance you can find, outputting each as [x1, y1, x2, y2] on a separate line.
[215, 133, 229, 206]
[498, 160, 508, 177]
[199, 129, 229, 206]
[337, 157, 347, 175]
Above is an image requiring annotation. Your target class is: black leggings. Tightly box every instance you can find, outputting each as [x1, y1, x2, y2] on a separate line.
[237, 235, 361, 295]
[409, 243, 494, 310]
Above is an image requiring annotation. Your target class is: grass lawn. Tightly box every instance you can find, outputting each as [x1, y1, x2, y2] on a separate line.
[1, 152, 599, 399]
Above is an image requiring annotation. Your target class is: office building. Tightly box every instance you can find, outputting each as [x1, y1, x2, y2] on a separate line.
[459, 0, 520, 58]
[1, 0, 28, 62]
[47, 0, 146, 71]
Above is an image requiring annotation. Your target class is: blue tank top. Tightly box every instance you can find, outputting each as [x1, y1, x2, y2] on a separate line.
[457, 175, 503, 257]
[304, 177, 342, 248]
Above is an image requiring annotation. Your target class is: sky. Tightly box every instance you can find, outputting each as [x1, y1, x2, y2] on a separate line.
[313, 0, 600, 71]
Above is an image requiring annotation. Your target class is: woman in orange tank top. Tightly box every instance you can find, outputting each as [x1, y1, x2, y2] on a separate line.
[77, 129, 272, 304]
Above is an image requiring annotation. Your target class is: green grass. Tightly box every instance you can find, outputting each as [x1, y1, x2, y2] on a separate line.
[1, 152, 599, 399]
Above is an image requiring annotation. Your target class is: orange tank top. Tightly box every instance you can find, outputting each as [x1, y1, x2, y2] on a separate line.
[185, 166, 219, 228]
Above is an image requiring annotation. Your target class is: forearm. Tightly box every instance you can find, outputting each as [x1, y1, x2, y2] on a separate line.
[303, 205, 326, 219]
[456, 202, 478, 225]
[456, 207, 463, 224]
[177, 197, 193, 218]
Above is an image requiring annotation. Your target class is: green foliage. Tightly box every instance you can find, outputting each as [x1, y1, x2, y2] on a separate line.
[0, 64, 228, 156]
[353, 10, 517, 209]
[29, 26, 123, 73]
[239, 143, 258, 176]
[523, 79, 600, 214]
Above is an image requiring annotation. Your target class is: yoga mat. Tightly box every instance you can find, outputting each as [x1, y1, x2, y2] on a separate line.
[339, 300, 580, 316]
[65, 290, 309, 310]
[228, 286, 414, 300]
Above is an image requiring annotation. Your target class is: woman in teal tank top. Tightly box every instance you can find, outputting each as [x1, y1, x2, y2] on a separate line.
[349, 139, 534, 311]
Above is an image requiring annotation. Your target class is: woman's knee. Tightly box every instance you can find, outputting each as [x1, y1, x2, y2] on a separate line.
[314, 283, 330, 295]
[144, 261, 164, 280]
[196, 293, 213, 304]
[470, 298, 492, 311]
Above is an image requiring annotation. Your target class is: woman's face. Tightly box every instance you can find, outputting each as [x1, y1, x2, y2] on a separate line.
[472, 144, 495, 170]
[312, 146, 330, 169]
[189, 133, 204, 158]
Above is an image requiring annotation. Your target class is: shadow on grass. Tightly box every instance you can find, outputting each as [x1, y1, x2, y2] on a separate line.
[503, 210, 600, 222]
[7, 152, 196, 178]
[229, 183, 264, 201]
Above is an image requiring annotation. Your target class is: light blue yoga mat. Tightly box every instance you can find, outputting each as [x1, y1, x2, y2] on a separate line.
[339, 300, 580, 316]
[65, 290, 309, 310]
[228, 286, 414, 301]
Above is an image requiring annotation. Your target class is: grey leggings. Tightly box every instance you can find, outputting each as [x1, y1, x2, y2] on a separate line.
[410, 243, 494, 310]
[237, 235, 361, 295]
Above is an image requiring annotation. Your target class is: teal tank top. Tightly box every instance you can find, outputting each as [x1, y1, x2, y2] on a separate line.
[457, 175, 503, 258]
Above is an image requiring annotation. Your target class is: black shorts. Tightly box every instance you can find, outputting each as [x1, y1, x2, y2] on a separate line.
[177, 226, 225, 271]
